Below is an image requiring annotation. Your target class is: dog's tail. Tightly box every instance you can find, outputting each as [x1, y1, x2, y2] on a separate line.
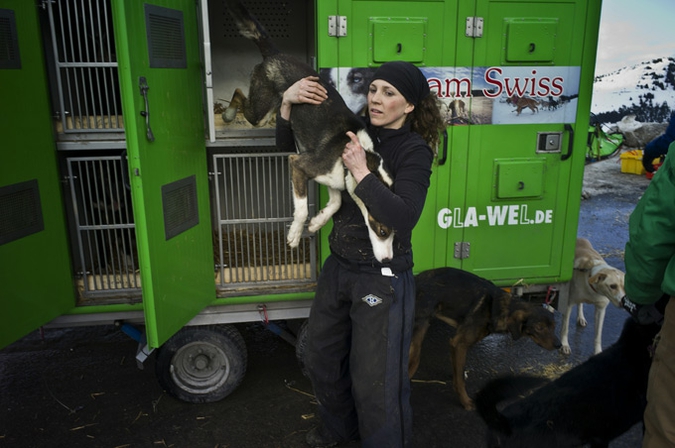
[224, 0, 279, 58]
[475, 375, 549, 435]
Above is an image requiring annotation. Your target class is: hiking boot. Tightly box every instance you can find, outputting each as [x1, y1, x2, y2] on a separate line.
[305, 426, 340, 447]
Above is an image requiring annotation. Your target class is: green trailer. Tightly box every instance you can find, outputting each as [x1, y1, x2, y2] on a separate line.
[0, 0, 602, 402]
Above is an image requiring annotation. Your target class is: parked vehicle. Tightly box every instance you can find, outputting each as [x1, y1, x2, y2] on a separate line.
[0, 0, 603, 402]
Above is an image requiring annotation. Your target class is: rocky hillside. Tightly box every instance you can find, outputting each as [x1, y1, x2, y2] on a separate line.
[592, 57, 675, 124]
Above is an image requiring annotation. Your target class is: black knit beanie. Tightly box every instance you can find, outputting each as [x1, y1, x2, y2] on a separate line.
[372, 61, 430, 106]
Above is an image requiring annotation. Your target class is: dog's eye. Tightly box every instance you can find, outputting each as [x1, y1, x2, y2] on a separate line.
[352, 73, 364, 84]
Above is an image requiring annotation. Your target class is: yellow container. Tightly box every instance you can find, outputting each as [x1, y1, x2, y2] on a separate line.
[620, 150, 645, 175]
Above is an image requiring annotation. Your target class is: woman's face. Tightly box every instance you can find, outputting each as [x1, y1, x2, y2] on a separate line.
[367, 79, 415, 129]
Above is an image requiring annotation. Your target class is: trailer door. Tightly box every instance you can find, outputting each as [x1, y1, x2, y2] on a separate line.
[453, 0, 597, 282]
[112, 0, 214, 348]
[320, 0, 459, 273]
[0, 2, 75, 349]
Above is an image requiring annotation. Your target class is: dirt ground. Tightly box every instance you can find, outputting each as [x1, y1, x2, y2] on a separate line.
[0, 152, 653, 448]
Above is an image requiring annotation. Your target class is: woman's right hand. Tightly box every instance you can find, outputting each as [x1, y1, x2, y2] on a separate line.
[280, 76, 328, 119]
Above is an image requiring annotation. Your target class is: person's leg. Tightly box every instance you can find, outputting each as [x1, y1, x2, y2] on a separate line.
[643, 297, 675, 448]
[350, 270, 415, 448]
[305, 256, 359, 443]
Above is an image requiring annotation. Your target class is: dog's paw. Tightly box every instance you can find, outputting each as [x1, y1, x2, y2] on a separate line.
[308, 215, 327, 233]
[461, 398, 476, 411]
[560, 344, 572, 355]
[577, 316, 588, 327]
[222, 107, 238, 123]
[286, 225, 302, 248]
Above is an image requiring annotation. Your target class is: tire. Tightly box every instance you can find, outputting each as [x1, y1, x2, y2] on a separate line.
[155, 325, 247, 403]
[295, 319, 309, 378]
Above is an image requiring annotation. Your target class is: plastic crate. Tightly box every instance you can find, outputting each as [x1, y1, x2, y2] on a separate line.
[620, 150, 645, 175]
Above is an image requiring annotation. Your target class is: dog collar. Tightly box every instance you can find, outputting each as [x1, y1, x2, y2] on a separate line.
[588, 280, 598, 293]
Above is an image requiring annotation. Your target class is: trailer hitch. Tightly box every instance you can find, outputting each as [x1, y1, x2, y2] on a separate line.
[116, 321, 154, 369]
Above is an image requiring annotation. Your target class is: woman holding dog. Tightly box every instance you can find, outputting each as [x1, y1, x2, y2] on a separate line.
[277, 61, 444, 448]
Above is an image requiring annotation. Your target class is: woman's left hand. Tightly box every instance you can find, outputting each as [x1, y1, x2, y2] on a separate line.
[343, 131, 371, 183]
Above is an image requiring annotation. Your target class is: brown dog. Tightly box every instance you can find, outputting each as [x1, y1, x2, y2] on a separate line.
[507, 95, 539, 115]
[409, 267, 561, 410]
[560, 238, 625, 355]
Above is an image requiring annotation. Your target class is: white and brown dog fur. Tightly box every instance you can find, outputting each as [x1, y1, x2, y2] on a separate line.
[224, 1, 395, 261]
[560, 238, 625, 355]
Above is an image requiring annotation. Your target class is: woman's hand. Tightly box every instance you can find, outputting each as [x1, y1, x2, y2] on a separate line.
[343, 131, 371, 183]
[280, 76, 328, 120]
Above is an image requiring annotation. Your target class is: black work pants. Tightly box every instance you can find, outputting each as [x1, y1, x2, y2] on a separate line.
[305, 255, 415, 448]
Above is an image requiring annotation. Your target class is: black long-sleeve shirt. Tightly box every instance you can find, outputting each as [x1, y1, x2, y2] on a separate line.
[276, 115, 433, 268]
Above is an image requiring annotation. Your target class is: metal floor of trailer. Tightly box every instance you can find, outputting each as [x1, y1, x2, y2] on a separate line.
[0, 155, 650, 447]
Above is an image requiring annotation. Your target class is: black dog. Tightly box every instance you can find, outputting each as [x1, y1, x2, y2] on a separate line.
[223, 0, 395, 262]
[409, 267, 561, 410]
[476, 318, 659, 448]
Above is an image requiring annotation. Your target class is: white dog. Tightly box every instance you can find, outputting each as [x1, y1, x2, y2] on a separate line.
[560, 238, 625, 355]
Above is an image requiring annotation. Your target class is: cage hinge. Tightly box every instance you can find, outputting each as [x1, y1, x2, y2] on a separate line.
[454, 242, 471, 259]
[39, 0, 55, 10]
[328, 15, 347, 37]
[465, 17, 484, 38]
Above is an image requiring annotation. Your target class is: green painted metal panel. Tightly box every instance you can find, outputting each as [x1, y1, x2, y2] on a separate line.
[322, 0, 600, 285]
[0, 1, 75, 349]
[327, 0, 460, 273]
[453, 0, 599, 283]
[371, 19, 427, 63]
[113, 0, 214, 348]
[495, 159, 545, 199]
[504, 19, 558, 63]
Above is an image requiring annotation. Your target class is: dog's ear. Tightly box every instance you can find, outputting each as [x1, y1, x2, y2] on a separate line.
[589, 272, 607, 285]
[507, 310, 526, 340]
[573, 255, 594, 270]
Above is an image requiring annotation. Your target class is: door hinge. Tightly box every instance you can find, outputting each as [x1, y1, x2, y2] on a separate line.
[454, 242, 471, 259]
[328, 15, 347, 37]
[465, 17, 484, 38]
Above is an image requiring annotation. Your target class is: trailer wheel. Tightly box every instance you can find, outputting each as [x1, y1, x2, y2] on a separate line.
[155, 325, 247, 403]
[295, 319, 309, 378]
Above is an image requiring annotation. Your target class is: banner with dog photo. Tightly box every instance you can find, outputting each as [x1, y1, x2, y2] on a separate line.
[325, 66, 581, 126]
[422, 65, 582, 125]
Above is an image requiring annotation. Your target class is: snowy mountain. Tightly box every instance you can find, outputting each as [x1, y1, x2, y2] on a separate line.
[591, 56, 675, 123]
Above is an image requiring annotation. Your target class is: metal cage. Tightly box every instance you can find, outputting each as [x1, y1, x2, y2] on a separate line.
[65, 154, 139, 302]
[211, 150, 317, 294]
[44, 0, 123, 134]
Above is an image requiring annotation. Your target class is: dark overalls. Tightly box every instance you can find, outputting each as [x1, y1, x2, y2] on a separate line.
[304, 253, 415, 448]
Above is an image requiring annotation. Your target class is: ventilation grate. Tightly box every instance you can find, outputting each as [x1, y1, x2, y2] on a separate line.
[145, 4, 186, 68]
[222, 1, 294, 39]
[162, 175, 199, 240]
[0, 9, 21, 69]
[0, 180, 44, 245]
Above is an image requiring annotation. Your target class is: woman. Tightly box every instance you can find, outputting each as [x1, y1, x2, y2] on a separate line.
[277, 61, 444, 448]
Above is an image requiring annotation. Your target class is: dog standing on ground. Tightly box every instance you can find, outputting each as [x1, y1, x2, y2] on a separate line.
[409, 267, 561, 410]
[560, 238, 625, 355]
[223, 0, 395, 261]
[476, 317, 659, 448]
